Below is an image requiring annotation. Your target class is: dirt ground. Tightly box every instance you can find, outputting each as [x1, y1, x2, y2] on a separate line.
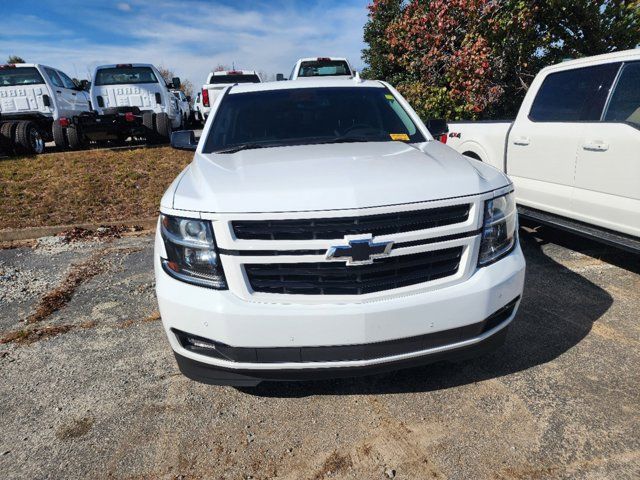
[0, 226, 638, 479]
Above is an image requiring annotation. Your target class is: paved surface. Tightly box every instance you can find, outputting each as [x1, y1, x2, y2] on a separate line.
[0, 226, 638, 479]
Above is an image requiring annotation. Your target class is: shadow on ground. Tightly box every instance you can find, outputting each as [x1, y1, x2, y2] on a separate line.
[241, 225, 625, 398]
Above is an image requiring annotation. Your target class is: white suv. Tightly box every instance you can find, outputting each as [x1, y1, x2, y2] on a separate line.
[156, 79, 525, 386]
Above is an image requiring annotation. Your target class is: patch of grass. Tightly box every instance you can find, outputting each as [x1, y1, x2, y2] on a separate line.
[0, 325, 73, 345]
[26, 250, 109, 324]
[0, 147, 192, 229]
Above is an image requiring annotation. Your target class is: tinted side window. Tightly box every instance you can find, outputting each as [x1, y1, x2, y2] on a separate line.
[45, 68, 64, 88]
[57, 70, 77, 90]
[529, 63, 619, 122]
[604, 62, 640, 126]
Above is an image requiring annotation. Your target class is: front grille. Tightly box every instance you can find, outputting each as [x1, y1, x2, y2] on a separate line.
[233, 204, 471, 240]
[245, 247, 463, 295]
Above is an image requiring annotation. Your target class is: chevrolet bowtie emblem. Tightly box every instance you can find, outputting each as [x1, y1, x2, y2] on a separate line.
[326, 235, 394, 266]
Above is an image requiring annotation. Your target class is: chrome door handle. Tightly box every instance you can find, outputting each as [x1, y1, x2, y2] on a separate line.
[582, 141, 609, 152]
[513, 136, 530, 146]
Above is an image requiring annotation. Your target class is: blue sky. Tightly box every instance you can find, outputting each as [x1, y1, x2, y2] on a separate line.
[0, 0, 370, 84]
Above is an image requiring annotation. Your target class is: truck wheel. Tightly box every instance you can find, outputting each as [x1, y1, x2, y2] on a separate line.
[15, 121, 45, 155]
[155, 112, 172, 140]
[66, 124, 87, 150]
[1, 121, 17, 153]
[52, 122, 68, 149]
[1, 121, 18, 149]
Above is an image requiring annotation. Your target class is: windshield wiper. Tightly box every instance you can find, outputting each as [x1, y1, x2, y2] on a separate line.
[214, 143, 274, 154]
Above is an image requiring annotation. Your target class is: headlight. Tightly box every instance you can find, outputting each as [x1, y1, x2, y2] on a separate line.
[160, 214, 227, 289]
[478, 192, 517, 266]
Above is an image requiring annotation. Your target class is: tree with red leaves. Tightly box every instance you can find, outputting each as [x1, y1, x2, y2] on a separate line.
[362, 0, 640, 120]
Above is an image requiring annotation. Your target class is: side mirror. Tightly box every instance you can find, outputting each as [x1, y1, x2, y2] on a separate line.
[186, 95, 192, 102]
[276, 73, 285, 81]
[171, 130, 197, 151]
[172, 77, 181, 89]
[79, 79, 91, 91]
[426, 118, 448, 137]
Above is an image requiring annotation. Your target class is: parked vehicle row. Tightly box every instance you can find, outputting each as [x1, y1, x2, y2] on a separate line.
[445, 49, 640, 253]
[0, 62, 185, 156]
[195, 58, 357, 125]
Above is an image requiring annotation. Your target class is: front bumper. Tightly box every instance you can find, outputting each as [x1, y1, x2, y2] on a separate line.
[155, 236, 525, 385]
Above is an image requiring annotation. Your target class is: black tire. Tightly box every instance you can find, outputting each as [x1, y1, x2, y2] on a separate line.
[66, 124, 87, 150]
[155, 112, 172, 139]
[15, 121, 45, 155]
[1, 121, 20, 155]
[52, 121, 68, 149]
[142, 112, 155, 132]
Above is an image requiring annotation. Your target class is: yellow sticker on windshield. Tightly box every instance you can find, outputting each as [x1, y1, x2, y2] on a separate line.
[390, 133, 410, 141]
[385, 94, 395, 100]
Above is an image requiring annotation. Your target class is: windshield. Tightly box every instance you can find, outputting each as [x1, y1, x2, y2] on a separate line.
[298, 60, 352, 77]
[203, 87, 426, 153]
[208, 74, 260, 84]
[0, 67, 45, 87]
[95, 67, 158, 86]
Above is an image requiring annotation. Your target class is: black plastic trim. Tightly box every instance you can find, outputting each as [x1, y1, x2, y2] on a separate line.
[173, 324, 513, 387]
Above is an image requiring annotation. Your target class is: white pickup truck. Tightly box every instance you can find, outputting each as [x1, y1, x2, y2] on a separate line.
[285, 57, 354, 81]
[200, 70, 261, 120]
[171, 89, 191, 127]
[446, 49, 640, 252]
[155, 79, 525, 386]
[78, 63, 183, 144]
[0, 63, 91, 155]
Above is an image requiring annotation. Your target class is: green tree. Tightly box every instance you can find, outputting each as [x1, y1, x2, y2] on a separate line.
[538, 0, 640, 63]
[7, 55, 25, 64]
[361, 0, 404, 81]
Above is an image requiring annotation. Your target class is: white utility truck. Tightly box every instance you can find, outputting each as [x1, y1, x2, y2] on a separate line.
[192, 91, 204, 125]
[79, 63, 183, 144]
[286, 57, 354, 80]
[171, 89, 191, 127]
[155, 78, 526, 386]
[0, 63, 91, 155]
[446, 49, 640, 252]
[200, 70, 261, 120]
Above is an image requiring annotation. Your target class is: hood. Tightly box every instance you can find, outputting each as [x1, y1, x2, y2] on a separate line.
[169, 141, 510, 213]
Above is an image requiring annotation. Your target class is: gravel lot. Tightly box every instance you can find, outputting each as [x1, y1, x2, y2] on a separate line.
[0, 226, 638, 479]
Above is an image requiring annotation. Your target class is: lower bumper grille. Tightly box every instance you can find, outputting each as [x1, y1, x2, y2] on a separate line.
[172, 297, 519, 364]
[245, 246, 463, 295]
